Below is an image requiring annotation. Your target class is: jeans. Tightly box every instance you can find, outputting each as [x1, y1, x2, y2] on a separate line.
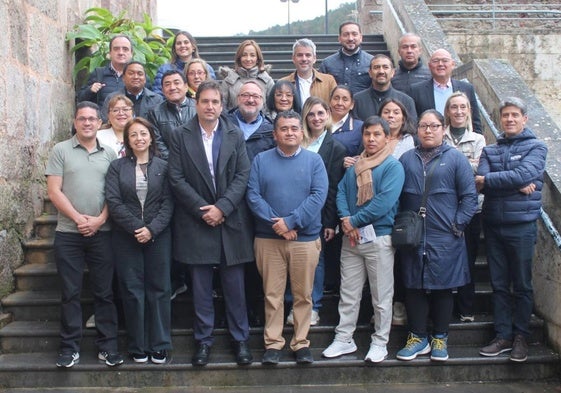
[54, 231, 118, 353]
[457, 213, 481, 315]
[483, 220, 537, 339]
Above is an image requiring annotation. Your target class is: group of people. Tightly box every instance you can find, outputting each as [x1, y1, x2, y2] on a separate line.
[47, 22, 547, 369]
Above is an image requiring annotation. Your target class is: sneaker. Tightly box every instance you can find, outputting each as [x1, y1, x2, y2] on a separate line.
[85, 314, 95, 329]
[365, 344, 388, 363]
[460, 314, 475, 323]
[322, 339, 357, 358]
[98, 351, 124, 367]
[392, 302, 407, 326]
[396, 332, 431, 361]
[311, 310, 320, 326]
[430, 334, 449, 361]
[510, 334, 528, 362]
[479, 337, 513, 357]
[170, 283, 187, 301]
[56, 351, 79, 368]
[286, 309, 294, 325]
[151, 350, 168, 364]
[130, 353, 148, 363]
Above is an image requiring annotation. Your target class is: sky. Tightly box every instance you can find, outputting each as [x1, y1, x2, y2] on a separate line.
[156, 0, 353, 36]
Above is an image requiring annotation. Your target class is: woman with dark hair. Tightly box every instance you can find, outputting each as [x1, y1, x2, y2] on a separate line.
[266, 80, 301, 118]
[378, 98, 416, 159]
[105, 117, 174, 364]
[153, 31, 215, 96]
[329, 85, 363, 157]
[322, 116, 404, 363]
[396, 109, 477, 362]
[219, 39, 274, 111]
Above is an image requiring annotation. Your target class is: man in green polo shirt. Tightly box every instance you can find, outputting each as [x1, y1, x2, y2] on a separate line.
[45, 101, 123, 368]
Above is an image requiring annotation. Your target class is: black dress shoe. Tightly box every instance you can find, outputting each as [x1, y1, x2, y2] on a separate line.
[294, 347, 313, 364]
[234, 341, 253, 365]
[262, 348, 281, 365]
[192, 343, 211, 366]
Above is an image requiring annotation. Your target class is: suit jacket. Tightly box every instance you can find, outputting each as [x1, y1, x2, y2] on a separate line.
[409, 78, 482, 134]
[280, 70, 337, 110]
[316, 131, 347, 229]
[168, 114, 254, 266]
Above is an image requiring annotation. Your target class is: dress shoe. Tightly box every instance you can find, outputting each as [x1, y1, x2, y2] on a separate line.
[234, 341, 253, 365]
[294, 347, 314, 364]
[192, 343, 211, 366]
[262, 348, 281, 365]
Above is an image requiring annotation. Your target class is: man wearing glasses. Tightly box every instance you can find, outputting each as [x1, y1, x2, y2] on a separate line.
[46, 101, 123, 368]
[409, 48, 482, 134]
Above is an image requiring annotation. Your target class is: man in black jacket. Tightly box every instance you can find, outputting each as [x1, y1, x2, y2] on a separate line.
[391, 33, 431, 96]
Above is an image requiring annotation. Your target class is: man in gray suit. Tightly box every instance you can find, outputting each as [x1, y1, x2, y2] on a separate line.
[168, 80, 254, 367]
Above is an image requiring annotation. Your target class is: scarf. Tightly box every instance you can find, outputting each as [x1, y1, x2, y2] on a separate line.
[354, 142, 393, 206]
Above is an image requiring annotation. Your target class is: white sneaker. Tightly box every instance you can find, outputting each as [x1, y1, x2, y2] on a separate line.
[311, 310, 320, 326]
[286, 309, 294, 325]
[365, 344, 388, 363]
[322, 339, 357, 358]
[392, 302, 407, 326]
[85, 314, 95, 329]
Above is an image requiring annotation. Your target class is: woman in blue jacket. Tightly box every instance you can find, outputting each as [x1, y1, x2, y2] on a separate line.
[105, 117, 174, 364]
[396, 110, 477, 362]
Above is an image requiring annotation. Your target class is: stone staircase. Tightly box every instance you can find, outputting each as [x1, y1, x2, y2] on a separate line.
[0, 33, 559, 390]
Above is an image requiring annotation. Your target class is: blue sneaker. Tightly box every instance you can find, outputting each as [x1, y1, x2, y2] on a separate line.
[396, 332, 431, 361]
[430, 333, 449, 361]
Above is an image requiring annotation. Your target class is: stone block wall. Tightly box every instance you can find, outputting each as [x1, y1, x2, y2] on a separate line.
[0, 0, 154, 299]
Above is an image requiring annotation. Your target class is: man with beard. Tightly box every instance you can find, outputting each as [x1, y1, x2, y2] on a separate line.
[319, 22, 373, 95]
[352, 55, 417, 123]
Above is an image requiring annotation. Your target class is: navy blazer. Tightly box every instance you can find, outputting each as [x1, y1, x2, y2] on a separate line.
[409, 78, 482, 134]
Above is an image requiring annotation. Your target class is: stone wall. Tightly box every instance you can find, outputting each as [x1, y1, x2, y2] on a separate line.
[0, 0, 154, 299]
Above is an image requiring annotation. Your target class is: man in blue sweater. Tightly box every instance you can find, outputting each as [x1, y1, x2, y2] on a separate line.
[247, 110, 328, 365]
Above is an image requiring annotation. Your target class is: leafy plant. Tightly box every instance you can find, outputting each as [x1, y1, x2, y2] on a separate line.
[66, 7, 174, 82]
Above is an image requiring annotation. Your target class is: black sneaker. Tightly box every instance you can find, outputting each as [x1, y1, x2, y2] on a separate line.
[479, 337, 512, 357]
[98, 351, 124, 367]
[151, 350, 168, 364]
[130, 353, 148, 363]
[56, 351, 79, 368]
[170, 283, 188, 301]
[510, 334, 528, 362]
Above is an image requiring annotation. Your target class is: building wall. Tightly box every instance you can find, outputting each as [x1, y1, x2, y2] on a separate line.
[0, 0, 154, 298]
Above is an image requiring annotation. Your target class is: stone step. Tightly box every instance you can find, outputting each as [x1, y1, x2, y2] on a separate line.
[0, 315, 546, 355]
[32, 214, 57, 240]
[22, 238, 54, 265]
[195, 34, 386, 45]
[0, 344, 558, 389]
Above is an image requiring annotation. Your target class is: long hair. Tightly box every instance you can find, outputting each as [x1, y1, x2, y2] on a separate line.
[234, 40, 266, 72]
[170, 31, 199, 63]
[267, 80, 301, 114]
[444, 91, 473, 132]
[123, 117, 158, 158]
[378, 98, 415, 136]
[301, 96, 332, 147]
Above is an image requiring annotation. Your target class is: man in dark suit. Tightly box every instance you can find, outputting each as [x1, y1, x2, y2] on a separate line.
[352, 54, 417, 124]
[409, 48, 482, 134]
[168, 80, 254, 367]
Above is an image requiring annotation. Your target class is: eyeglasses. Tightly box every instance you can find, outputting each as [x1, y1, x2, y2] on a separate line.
[275, 92, 293, 99]
[76, 117, 99, 123]
[110, 107, 133, 115]
[239, 93, 262, 100]
[430, 58, 452, 64]
[418, 123, 442, 131]
[187, 71, 206, 77]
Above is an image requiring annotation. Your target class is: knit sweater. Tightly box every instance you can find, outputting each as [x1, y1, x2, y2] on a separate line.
[247, 148, 328, 241]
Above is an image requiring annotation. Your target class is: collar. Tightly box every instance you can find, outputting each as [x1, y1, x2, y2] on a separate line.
[433, 79, 452, 89]
[199, 119, 219, 138]
[276, 146, 301, 157]
[235, 109, 262, 125]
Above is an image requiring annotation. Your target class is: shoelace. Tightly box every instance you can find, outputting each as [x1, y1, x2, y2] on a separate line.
[405, 334, 424, 349]
[432, 338, 446, 350]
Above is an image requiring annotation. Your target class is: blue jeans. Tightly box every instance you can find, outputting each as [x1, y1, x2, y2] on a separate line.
[483, 221, 537, 339]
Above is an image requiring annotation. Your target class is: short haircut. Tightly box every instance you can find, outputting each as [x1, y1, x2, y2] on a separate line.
[123, 117, 158, 157]
[195, 80, 222, 102]
[123, 61, 145, 74]
[267, 80, 301, 114]
[293, 38, 316, 56]
[75, 101, 101, 119]
[339, 21, 361, 34]
[370, 54, 394, 68]
[161, 69, 187, 87]
[329, 84, 354, 101]
[109, 34, 133, 51]
[362, 115, 391, 136]
[236, 80, 264, 97]
[500, 97, 527, 116]
[398, 32, 421, 47]
[274, 110, 302, 130]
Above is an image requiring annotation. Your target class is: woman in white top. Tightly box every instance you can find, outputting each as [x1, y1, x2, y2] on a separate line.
[97, 94, 134, 158]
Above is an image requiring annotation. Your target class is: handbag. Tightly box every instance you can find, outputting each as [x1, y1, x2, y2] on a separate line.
[391, 156, 441, 249]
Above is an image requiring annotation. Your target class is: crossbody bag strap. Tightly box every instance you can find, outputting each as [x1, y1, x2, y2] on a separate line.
[419, 155, 442, 217]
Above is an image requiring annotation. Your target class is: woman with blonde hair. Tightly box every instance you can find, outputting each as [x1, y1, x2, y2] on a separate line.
[185, 58, 211, 99]
[219, 39, 274, 111]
